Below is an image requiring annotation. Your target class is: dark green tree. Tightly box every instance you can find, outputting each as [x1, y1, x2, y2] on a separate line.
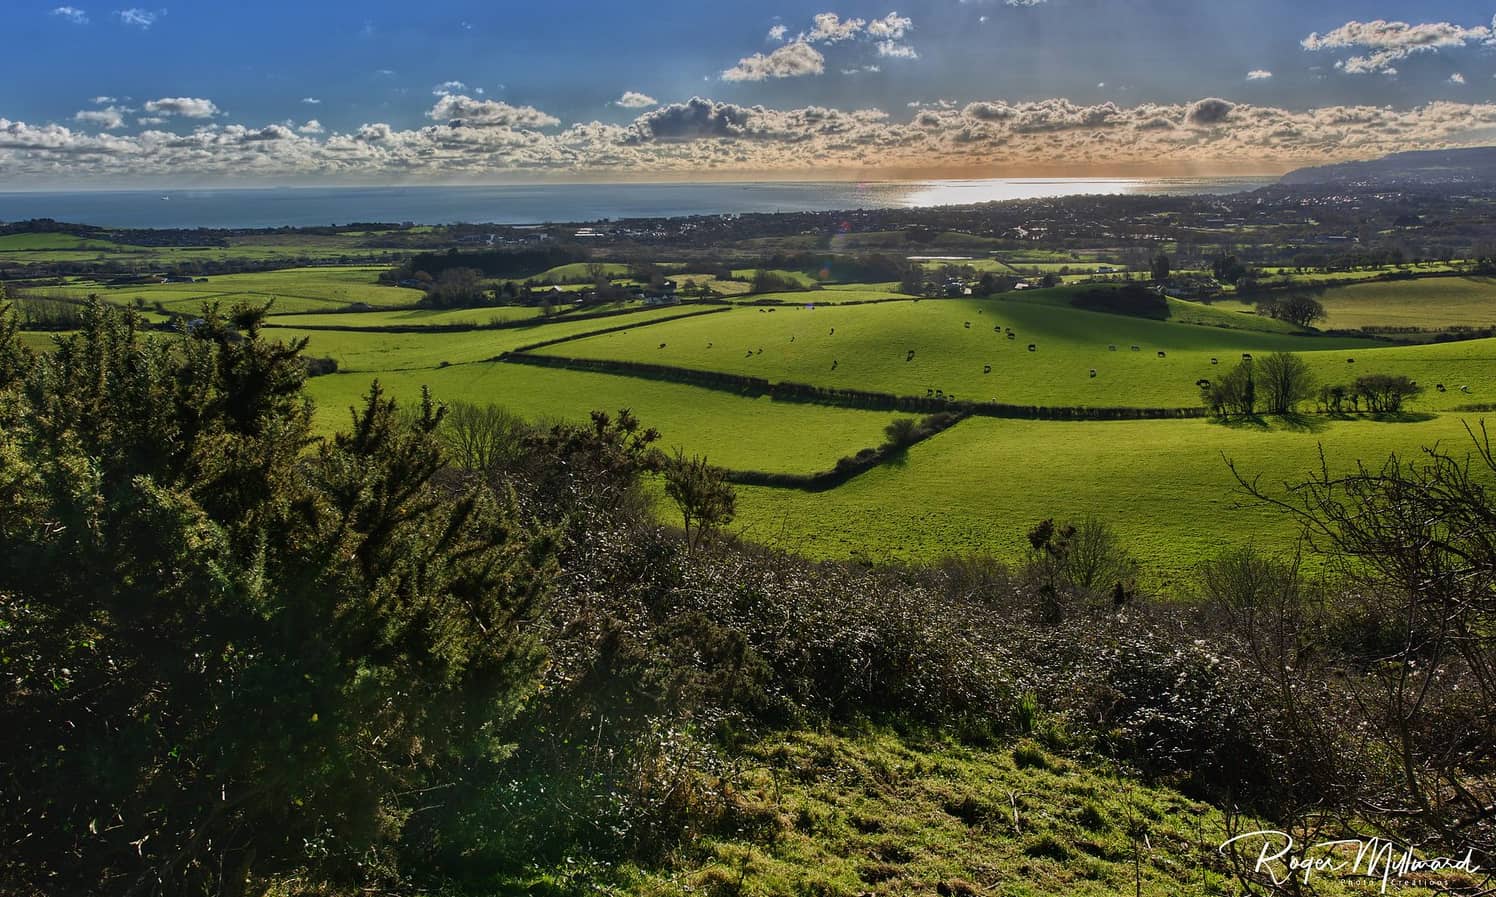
[0, 301, 557, 896]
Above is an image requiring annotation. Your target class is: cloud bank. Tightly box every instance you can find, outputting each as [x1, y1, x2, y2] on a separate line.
[5, 94, 1496, 184]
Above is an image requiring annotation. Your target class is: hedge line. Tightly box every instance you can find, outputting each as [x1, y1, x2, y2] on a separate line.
[262, 301, 730, 335]
[499, 351, 1207, 420]
[724, 411, 967, 492]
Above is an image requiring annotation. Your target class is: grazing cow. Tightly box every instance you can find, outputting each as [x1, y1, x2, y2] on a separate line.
[1131, 345, 1140, 351]
[1157, 351, 1166, 358]
[1462, 385, 1473, 393]
[745, 350, 753, 357]
[1007, 332, 1016, 340]
[831, 360, 838, 370]
[983, 364, 992, 374]
[658, 343, 667, 349]
[927, 388, 934, 396]
[1028, 344, 1037, 352]
[790, 336, 795, 342]
[936, 389, 944, 397]
[1347, 358, 1355, 363]
[1242, 353, 1253, 360]
[1211, 358, 1218, 365]
[707, 342, 713, 348]
[995, 325, 1002, 332]
[1196, 379, 1212, 388]
[1108, 345, 1117, 351]
[906, 349, 916, 362]
[756, 348, 763, 355]
[758, 308, 765, 313]
[1089, 369, 1097, 378]
[829, 328, 835, 335]
[1437, 384, 1446, 392]
[964, 321, 971, 329]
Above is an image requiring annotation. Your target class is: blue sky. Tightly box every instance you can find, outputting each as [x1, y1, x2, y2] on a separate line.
[3, 1, 1496, 185]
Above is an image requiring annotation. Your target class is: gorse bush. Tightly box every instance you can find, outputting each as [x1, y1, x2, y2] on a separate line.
[0, 301, 557, 895]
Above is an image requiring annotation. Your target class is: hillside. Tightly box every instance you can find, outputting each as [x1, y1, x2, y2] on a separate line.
[1280, 146, 1496, 187]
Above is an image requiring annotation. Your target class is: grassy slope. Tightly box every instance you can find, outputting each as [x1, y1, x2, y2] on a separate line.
[305, 363, 899, 475]
[530, 290, 1382, 408]
[610, 728, 1407, 897]
[729, 413, 1489, 583]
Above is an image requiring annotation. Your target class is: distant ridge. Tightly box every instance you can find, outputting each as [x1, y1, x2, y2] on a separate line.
[1280, 146, 1496, 187]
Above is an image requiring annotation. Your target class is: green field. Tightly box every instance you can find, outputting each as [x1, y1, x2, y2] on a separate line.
[305, 362, 899, 475]
[272, 306, 724, 370]
[1310, 276, 1496, 330]
[22, 255, 1496, 582]
[268, 305, 546, 329]
[35, 266, 417, 313]
[0, 232, 123, 252]
[529, 290, 1384, 408]
[728, 413, 1489, 583]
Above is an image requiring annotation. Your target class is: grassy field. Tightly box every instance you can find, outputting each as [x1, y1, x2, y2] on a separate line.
[728, 412, 1489, 584]
[305, 362, 900, 475]
[271, 306, 723, 370]
[0, 232, 123, 252]
[731, 268, 822, 287]
[529, 289, 1385, 408]
[34, 266, 416, 313]
[268, 305, 547, 329]
[1309, 276, 1496, 330]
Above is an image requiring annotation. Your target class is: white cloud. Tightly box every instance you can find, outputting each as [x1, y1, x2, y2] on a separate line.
[114, 7, 159, 28]
[74, 107, 127, 129]
[1450, 72, 1467, 84]
[767, 24, 788, 41]
[301, 97, 322, 105]
[143, 97, 221, 118]
[427, 94, 561, 128]
[876, 40, 918, 59]
[806, 12, 864, 43]
[1246, 69, 1273, 80]
[298, 120, 325, 134]
[11, 96, 1496, 184]
[135, 116, 165, 125]
[866, 12, 912, 40]
[722, 41, 826, 81]
[1005, 0, 1047, 5]
[1303, 18, 1493, 75]
[51, 6, 89, 24]
[432, 80, 467, 96]
[614, 91, 658, 109]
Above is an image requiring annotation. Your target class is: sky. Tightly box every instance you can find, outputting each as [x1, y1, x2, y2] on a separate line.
[4, 0, 1496, 186]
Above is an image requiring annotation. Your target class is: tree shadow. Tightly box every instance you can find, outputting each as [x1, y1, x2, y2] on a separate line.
[1278, 412, 1331, 433]
[1368, 411, 1437, 424]
[1208, 414, 1272, 431]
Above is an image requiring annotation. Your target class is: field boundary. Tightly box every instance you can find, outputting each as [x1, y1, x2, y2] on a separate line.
[722, 411, 968, 492]
[498, 351, 1208, 420]
[264, 303, 731, 335]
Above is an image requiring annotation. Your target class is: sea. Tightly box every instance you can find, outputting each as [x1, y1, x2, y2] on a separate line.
[0, 177, 1278, 230]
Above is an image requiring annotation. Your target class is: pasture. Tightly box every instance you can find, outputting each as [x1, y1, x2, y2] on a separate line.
[728, 412, 1491, 582]
[527, 290, 1389, 408]
[37, 266, 416, 313]
[270, 306, 725, 370]
[1309, 275, 1496, 331]
[305, 362, 900, 476]
[20, 259, 1496, 579]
